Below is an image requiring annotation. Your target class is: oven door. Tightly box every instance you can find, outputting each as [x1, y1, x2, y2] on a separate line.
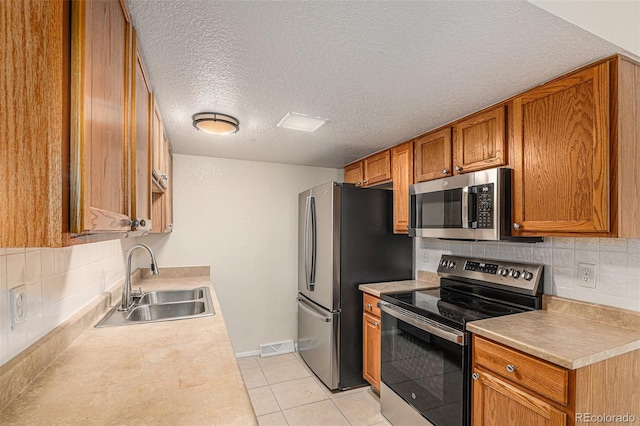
[379, 303, 470, 426]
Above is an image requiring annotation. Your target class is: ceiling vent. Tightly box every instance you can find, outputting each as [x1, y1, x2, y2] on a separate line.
[277, 112, 329, 132]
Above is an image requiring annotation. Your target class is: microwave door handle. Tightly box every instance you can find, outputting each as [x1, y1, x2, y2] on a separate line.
[468, 191, 478, 228]
[461, 187, 469, 229]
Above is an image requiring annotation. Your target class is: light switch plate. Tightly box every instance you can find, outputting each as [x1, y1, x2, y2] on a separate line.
[10, 285, 27, 330]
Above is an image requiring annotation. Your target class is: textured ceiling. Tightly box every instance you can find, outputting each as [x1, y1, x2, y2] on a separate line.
[126, 0, 620, 168]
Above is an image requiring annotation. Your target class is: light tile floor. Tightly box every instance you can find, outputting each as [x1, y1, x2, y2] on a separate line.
[238, 352, 391, 426]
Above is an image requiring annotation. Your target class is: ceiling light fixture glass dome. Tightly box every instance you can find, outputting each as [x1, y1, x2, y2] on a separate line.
[192, 112, 240, 135]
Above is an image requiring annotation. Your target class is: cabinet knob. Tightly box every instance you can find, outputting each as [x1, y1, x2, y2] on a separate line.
[367, 303, 372, 309]
[472, 373, 479, 380]
[455, 166, 462, 172]
[363, 179, 368, 184]
[374, 321, 379, 328]
[513, 223, 521, 230]
[506, 364, 516, 373]
[442, 169, 449, 175]
[356, 181, 362, 186]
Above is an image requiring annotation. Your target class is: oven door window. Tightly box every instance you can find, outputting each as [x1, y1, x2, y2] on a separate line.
[412, 189, 462, 229]
[381, 311, 466, 426]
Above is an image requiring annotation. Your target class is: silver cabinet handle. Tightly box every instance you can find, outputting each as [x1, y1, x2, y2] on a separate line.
[374, 321, 379, 327]
[472, 373, 479, 380]
[506, 364, 516, 373]
[513, 223, 521, 230]
[367, 303, 372, 309]
[442, 169, 449, 175]
[455, 166, 462, 172]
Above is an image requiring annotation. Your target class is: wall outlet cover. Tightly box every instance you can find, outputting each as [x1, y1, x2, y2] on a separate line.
[577, 263, 597, 289]
[10, 284, 27, 330]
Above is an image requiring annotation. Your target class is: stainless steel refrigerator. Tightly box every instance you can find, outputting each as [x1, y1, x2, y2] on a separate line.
[297, 182, 412, 390]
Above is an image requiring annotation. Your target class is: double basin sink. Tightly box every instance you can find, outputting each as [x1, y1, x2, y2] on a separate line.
[95, 287, 215, 328]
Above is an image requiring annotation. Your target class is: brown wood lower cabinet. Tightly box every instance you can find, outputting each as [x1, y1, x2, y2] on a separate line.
[362, 293, 381, 393]
[472, 335, 640, 426]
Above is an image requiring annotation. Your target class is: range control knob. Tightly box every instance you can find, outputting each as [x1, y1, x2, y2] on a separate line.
[440, 259, 449, 268]
[510, 269, 521, 279]
[522, 271, 534, 281]
[448, 260, 456, 269]
[499, 267, 509, 277]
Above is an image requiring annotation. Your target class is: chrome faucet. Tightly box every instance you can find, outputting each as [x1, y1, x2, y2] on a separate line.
[119, 244, 159, 311]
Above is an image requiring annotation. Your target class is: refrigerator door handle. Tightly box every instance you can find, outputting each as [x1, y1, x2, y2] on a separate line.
[309, 195, 317, 290]
[304, 195, 317, 291]
[297, 297, 331, 322]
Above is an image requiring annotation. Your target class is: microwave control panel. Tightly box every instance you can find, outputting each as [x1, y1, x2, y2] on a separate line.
[475, 183, 494, 229]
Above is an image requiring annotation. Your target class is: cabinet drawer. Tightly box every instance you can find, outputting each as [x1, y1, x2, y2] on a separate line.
[363, 293, 381, 318]
[473, 336, 569, 406]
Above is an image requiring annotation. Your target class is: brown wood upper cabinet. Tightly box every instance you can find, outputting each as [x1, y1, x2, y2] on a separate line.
[344, 150, 392, 187]
[150, 101, 174, 233]
[453, 106, 507, 175]
[344, 162, 364, 186]
[1, 0, 72, 247]
[414, 128, 452, 182]
[70, 0, 132, 234]
[391, 142, 413, 233]
[511, 57, 640, 237]
[130, 35, 153, 233]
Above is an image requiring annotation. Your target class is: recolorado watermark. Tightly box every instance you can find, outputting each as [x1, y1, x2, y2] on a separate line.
[576, 413, 636, 423]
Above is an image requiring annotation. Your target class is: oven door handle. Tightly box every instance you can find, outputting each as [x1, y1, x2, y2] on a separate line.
[378, 301, 466, 346]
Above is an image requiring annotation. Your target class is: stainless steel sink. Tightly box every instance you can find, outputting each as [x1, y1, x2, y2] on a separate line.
[126, 301, 207, 321]
[95, 287, 215, 328]
[136, 288, 205, 305]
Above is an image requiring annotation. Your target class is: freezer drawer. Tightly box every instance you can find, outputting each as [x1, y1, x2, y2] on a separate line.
[297, 295, 340, 390]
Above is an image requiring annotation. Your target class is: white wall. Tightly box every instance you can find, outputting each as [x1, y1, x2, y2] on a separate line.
[141, 154, 341, 355]
[415, 237, 640, 311]
[529, 1, 640, 57]
[0, 239, 141, 365]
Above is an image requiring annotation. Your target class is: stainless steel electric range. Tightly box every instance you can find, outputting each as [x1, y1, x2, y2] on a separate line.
[379, 255, 544, 426]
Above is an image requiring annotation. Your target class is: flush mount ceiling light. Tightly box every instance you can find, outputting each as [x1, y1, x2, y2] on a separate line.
[192, 112, 240, 135]
[277, 112, 329, 132]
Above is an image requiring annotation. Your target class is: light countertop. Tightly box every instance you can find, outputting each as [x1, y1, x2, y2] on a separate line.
[0, 274, 257, 425]
[467, 296, 640, 370]
[358, 270, 440, 297]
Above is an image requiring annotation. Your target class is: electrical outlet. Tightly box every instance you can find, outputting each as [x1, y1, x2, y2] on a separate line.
[10, 285, 27, 330]
[420, 251, 429, 263]
[578, 263, 597, 289]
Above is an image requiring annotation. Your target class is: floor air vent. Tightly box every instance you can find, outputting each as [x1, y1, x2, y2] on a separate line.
[259, 340, 295, 357]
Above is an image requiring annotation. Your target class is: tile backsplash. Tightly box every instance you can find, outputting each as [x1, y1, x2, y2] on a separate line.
[0, 239, 140, 366]
[415, 237, 640, 311]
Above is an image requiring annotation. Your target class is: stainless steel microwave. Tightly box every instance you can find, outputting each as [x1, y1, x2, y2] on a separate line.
[409, 168, 526, 241]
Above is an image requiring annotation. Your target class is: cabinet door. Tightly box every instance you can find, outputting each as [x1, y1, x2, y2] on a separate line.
[391, 142, 413, 233]
[453, 107, 506, 174]
[472, 368, 567, 426]
[363, 150, 391, 186]
[512, 63, 610, 235]
[344, 161, 363, 186]
[363, 311, 381, 393]
[70, 0, 131, 233]
[414, 128, 452, 182]
[131, 40, 152, 231]
[1, 0, 69, 247]
[164, 146, 173, 232]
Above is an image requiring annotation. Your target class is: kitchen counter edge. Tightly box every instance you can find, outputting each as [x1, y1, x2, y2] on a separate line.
[0, 268, 257, 425]
[467, 295, 640, 370]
